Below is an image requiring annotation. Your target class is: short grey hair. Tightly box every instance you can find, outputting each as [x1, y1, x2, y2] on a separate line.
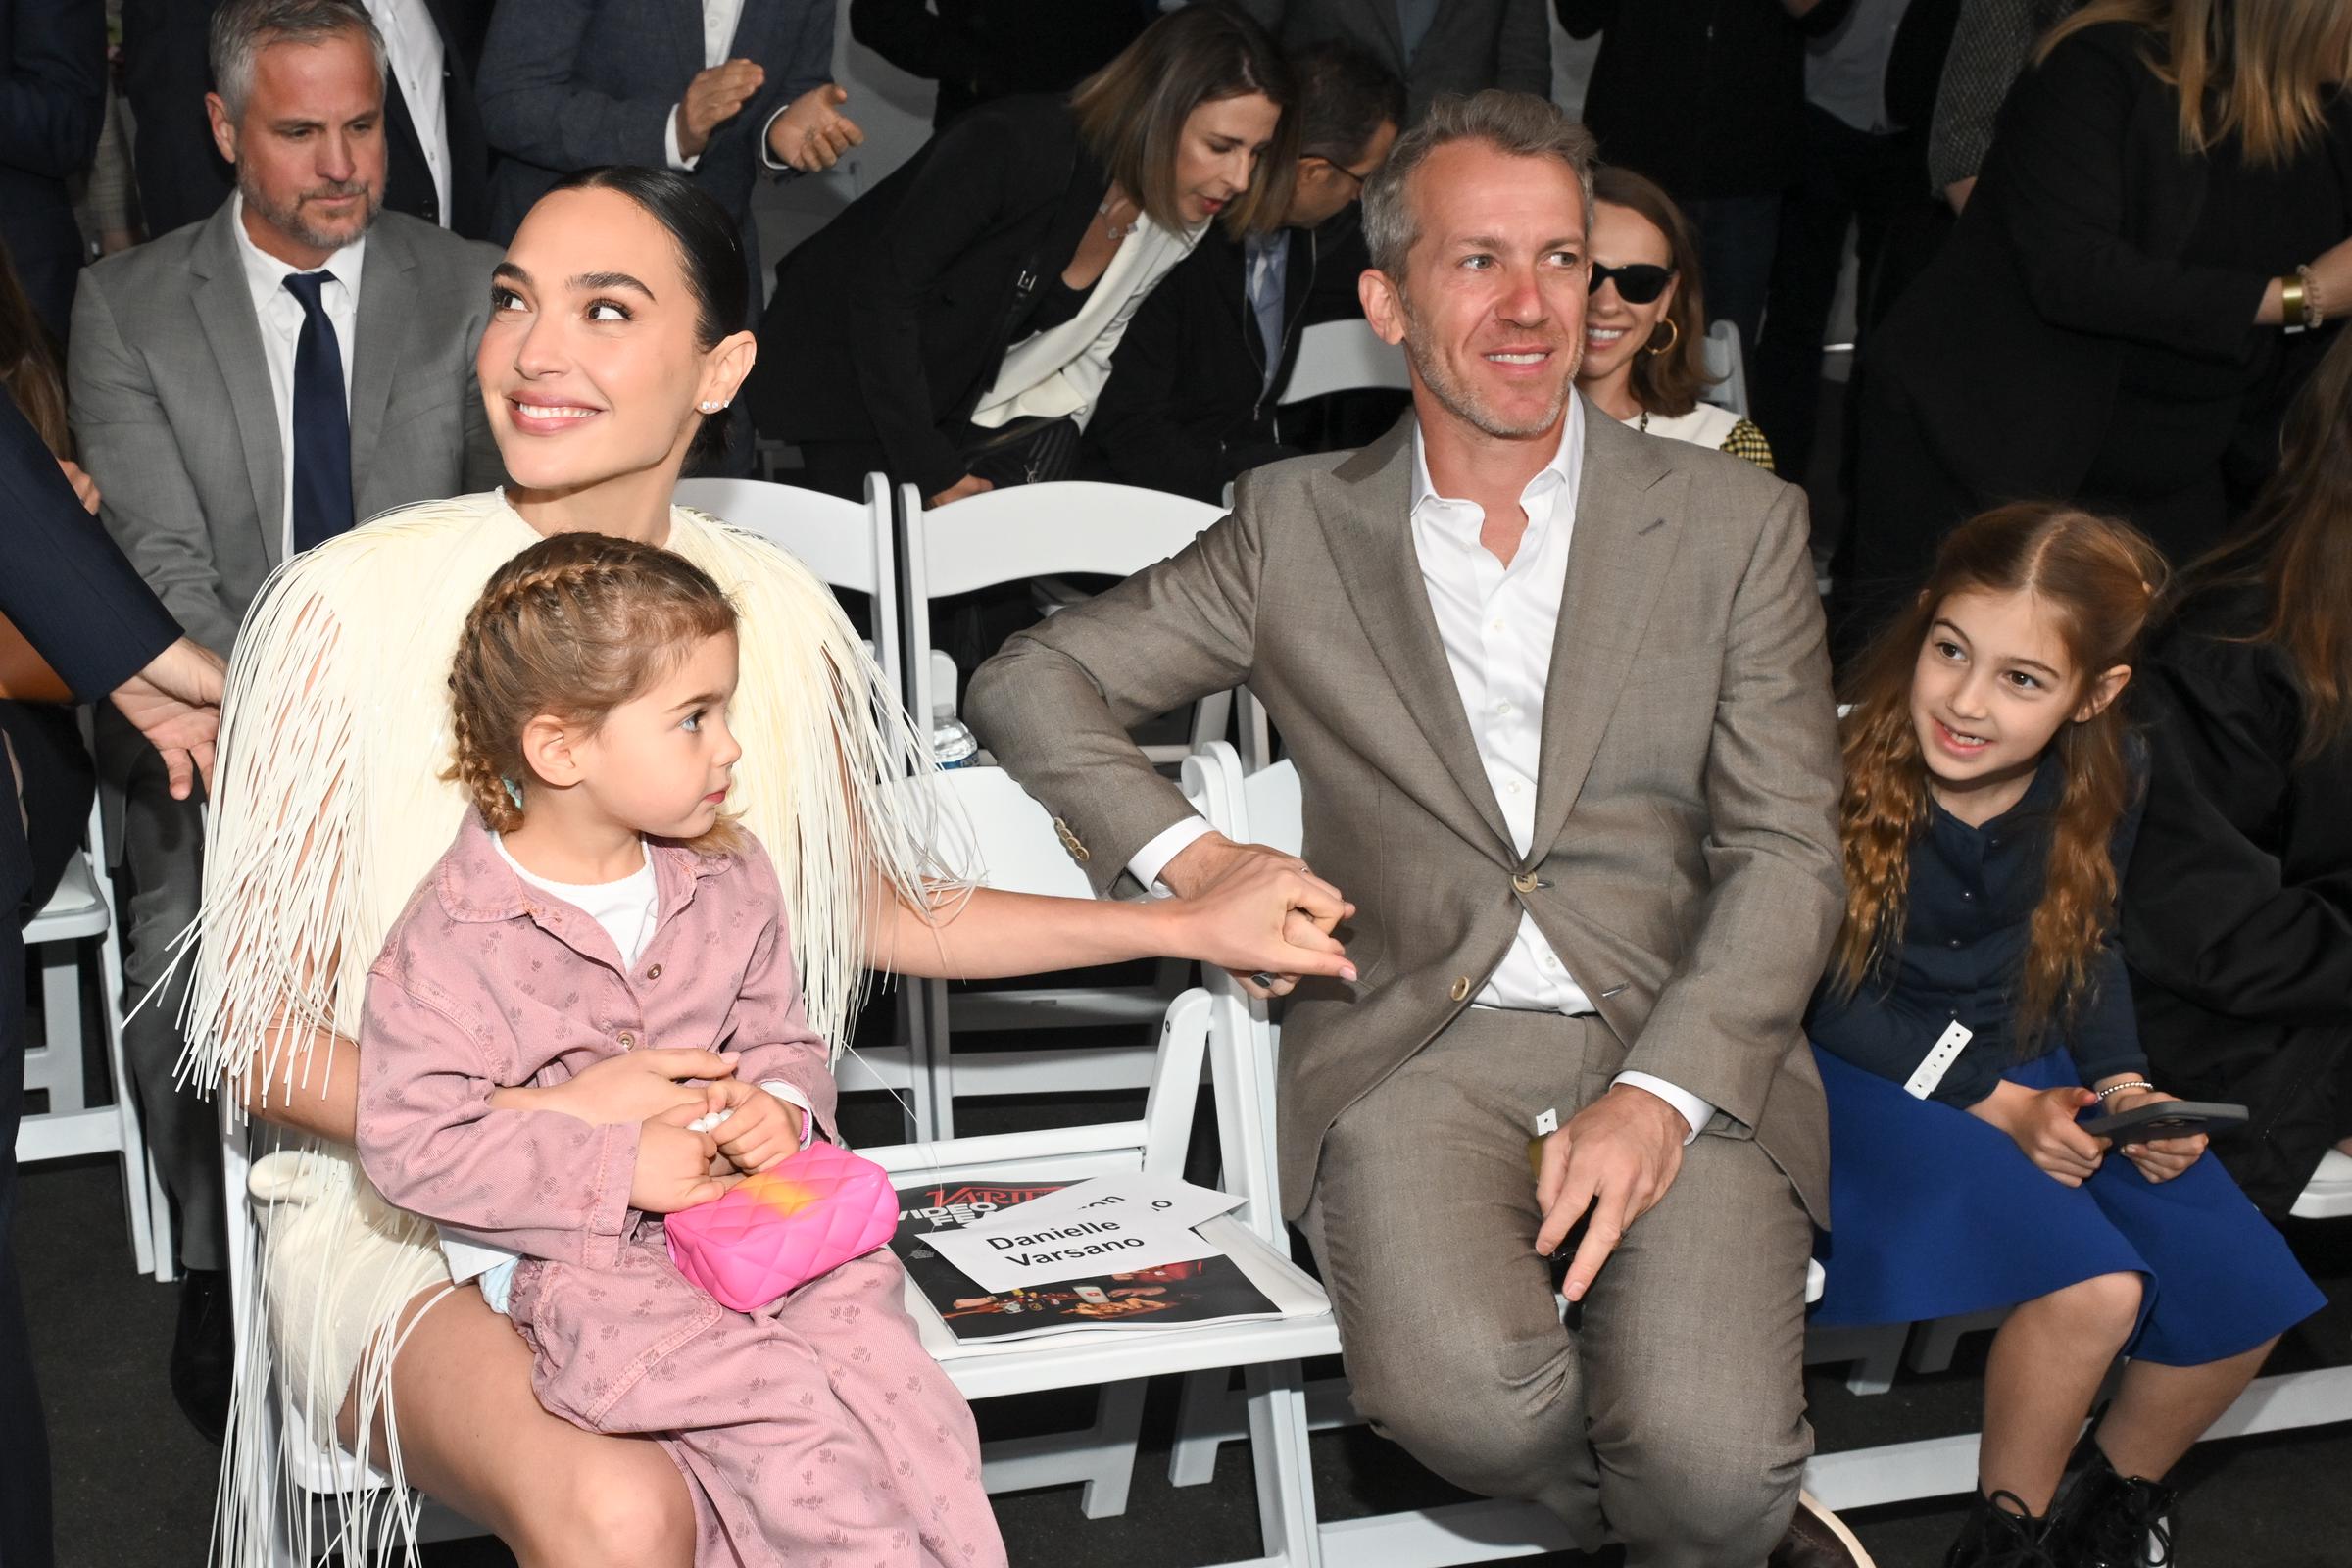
[1360, 90, 1599, 281]
[210, 0, 387, 121]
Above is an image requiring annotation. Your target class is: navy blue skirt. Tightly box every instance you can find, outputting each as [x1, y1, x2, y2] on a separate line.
[1809, 1045, 2323, 1366]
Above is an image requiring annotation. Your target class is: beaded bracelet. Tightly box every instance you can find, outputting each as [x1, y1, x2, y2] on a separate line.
[2094, 1079, 2156, 1102]
[2300, 264, 2328, 330]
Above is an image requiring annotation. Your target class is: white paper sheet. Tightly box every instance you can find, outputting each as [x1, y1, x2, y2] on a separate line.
[963, 1173, 1244, 1237]
[926, 1209, 1223, 1293]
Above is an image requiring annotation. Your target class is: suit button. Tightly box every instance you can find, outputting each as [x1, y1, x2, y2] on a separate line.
[617, 1031, 636, 1049]
[645, 964, 663, 981]
[1512, 872, 1539, 894]
[1449, 976, 1472, 1002]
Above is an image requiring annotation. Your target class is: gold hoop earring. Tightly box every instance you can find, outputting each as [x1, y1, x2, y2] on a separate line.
[1643, 317, 1681, 358]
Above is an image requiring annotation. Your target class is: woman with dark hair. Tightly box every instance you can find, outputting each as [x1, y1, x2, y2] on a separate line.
[1854, 0, 2352, 628]
[748, 3, 1298, 506]
[2123, 322, 2352, 1220]
[1574, 167, 1775, 470]
[185, 165, 1348, 1566]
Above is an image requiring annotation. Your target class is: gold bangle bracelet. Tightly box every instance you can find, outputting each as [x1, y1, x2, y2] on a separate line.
[2281, 274, 2309, 332]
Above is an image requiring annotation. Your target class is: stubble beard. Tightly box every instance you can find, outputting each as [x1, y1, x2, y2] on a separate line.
[240, 167, 382, 254]
[1398, 291, 1580, 441]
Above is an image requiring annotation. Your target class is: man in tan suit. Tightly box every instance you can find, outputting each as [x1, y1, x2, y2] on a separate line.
[969, 92, 1855, 1566]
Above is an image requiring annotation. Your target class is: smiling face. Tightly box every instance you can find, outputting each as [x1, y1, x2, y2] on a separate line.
[479, 186, 754, 496]
[544, 630, 744, 842]
[1361, 138, 1589, 443]
[1910, 587, 2131, 823]
[1576, 200, 1678, 397]
[209, 29, 386, 267]
[1172, 91, 1284, 225]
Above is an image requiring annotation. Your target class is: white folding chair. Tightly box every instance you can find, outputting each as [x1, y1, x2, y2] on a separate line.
[1700, 319, 1751, 418]
[1275, 318, 1411, 416]
[2291, 1148, 2352, 1219]
[17, 793, 166, 1280]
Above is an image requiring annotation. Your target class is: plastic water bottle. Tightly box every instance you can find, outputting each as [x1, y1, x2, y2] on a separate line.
[930, 717, 979, 769]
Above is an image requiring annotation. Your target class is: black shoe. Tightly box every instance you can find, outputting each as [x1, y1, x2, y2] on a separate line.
[1945, 1488, 2057, 1568]
[2044, 1442, 2175, 1567]
[1770, 1491, 1876, 1566]
[170, 1267, 233, 1446]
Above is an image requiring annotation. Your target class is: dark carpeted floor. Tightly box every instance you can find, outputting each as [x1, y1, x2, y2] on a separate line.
[22, 1071, 2352, 1568]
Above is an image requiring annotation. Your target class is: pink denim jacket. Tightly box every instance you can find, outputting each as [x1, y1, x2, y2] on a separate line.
[355, 812, 838, 1270]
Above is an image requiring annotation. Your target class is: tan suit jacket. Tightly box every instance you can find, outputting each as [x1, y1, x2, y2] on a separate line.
[967, 404, 1845, 1223]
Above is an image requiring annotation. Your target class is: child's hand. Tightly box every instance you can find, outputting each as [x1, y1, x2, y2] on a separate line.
[708, 1081, 805, 1175]
[2100, 1088, 2209, 1183]
[496, 1048, 742, 1127]
[1969, 1081, 2109, 1186]
[630, 1103, 739, 1212]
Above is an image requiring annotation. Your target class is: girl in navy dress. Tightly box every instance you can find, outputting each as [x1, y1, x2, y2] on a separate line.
[1805, 503, 2322, 1567]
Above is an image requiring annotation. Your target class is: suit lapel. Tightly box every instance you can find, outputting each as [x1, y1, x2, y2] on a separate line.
[1319, 417, 1515, 856]
[1524, 403, 1682, 863]
[190, 207, 287, 569]
[348, 221, 416, 506]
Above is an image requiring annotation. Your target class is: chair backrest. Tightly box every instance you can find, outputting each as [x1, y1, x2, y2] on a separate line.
[902, 763, 1097, 901]
[1699, 319, 1750, 418]
[1278, 318, 1410, 406]
[896, 479, 1221, 735]
[675, 473, 903, 695]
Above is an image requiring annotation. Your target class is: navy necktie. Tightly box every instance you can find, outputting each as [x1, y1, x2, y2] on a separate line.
[282, 270, 354, 551]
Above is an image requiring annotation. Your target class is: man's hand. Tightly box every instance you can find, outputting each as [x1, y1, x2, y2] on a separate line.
[1160, 831, 1348, 1000]
[492, 1047, 741, 1126]
[2098, 1086, 2208, 1185]
[709, 1079, 805, 1174]
[1967, 1080, 2108, 1187]
[630, 1103, 736, 1212]
[928, 473, 994, 509]
[767, 82, 863, 172]
[58, 459, 99, 514]
[679, 59, 765, 160]
[109, 637, 224, 800]
[1534, 1083, 1687, 1302]
[1158, 849, 1354, 989]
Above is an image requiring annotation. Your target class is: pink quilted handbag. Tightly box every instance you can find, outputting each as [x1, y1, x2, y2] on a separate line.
[664, 1142, 900, 1312]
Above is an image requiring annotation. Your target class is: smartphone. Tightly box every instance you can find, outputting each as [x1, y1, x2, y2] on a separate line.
[2079, 1099, 2248, 1144]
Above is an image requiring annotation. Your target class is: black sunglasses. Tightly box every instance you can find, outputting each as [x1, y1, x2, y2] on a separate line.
[1587, 261, 1676, 305]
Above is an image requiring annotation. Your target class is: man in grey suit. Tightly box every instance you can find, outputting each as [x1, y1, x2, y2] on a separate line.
[66, 0, 501, 1443]
[1241, 0, 1552, 120]
[970, 93, 1862, 1565]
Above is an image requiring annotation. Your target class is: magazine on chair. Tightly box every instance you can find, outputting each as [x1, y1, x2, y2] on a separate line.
[891, 1178, 1298, 1345]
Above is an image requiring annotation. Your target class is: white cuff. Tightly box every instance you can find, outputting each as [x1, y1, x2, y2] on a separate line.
[1611, 1071, 1713, 1145]
[760, 1080, 818, 1148]
[1129, 815, 1214, 894]
[759, 104, 793, 171]
[664, 106, 700, 172]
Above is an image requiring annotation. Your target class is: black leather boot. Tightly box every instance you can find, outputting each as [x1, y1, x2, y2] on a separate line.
[170, 1266, 233, 1446]
[1944, 1488, 2058, 1568]
[2044, 1441, 2176, 1567]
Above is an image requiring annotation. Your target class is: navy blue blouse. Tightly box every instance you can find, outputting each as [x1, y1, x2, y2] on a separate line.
[1807, 751, 2149, 1107]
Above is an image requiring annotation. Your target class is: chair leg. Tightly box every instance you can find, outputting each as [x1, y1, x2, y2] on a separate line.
[34, 948, 85, 1115]
[1170, 1366, 1243, 1487]
[1076, 1377, 1148, 1521]
[96, 956, 157, 1280]
[1242, 1360, 1322, 1567]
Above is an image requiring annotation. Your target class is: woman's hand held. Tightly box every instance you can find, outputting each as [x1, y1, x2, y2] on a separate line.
[1160, 842, 1355, 992]
[517, 1048, 741, 1126]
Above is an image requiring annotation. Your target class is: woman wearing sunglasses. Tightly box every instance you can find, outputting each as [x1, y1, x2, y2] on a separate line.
[1576, 166, 1775, 470]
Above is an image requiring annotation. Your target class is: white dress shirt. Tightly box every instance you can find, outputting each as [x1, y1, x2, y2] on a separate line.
[229, 194, 366, 560]
[364, 0, 450, 223]
[1131, 405, 1715, 1140]
[662, 0, 808, 175]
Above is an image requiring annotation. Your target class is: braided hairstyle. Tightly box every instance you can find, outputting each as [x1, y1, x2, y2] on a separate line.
[447, 532, 739, 841]
[1830, 503, 2166, 1054]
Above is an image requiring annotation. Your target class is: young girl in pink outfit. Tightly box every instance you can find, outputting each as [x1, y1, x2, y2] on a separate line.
[356, 531, 1352, 1566]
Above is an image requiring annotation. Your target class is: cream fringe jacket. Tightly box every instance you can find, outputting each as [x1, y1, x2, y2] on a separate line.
[180, 491, 939, 1564]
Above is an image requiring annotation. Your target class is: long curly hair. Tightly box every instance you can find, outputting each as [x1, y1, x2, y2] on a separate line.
[1830, 503, 2167, 1051]
[447, 532, 742, 850]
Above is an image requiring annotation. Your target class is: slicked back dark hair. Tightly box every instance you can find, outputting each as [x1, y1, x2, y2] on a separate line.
[1291, 42, 1403, 167]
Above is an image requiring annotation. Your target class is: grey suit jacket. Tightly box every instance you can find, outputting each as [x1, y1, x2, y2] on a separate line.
[67, 203, 505, 664]
[967, 406, 1844, 1223]
[1241, 0, 1553, 120]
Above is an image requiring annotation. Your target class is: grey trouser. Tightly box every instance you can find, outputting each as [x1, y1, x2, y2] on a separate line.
[1300, 1007, 1812, 1568]
[108, 728, 225, 1274]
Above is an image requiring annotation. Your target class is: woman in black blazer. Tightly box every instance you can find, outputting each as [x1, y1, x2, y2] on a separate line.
[2123, 325, 2352, 1219]
[1850, 0, 2352, 636]
[748, 4, 1296, 506]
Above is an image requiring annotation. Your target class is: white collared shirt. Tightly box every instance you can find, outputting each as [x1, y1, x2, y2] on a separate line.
[1130, 404, 1713, 1140]
[228, 194, 366, 560]
[363, 0, 449, 224]
[661, 0, 809, 176]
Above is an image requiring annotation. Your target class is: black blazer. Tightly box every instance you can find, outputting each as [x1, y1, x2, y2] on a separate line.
[1557, 0, 1850, 202]
[748, 93, 1101, 499]
[1083, 223, 1317, 504]
[121, 0, 494, 240]
[1868, 22, 2352, 514]
[0, 0, 106, 341]
[2124, 584, 2352, 1216]
[848, 0, 1151, 130]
